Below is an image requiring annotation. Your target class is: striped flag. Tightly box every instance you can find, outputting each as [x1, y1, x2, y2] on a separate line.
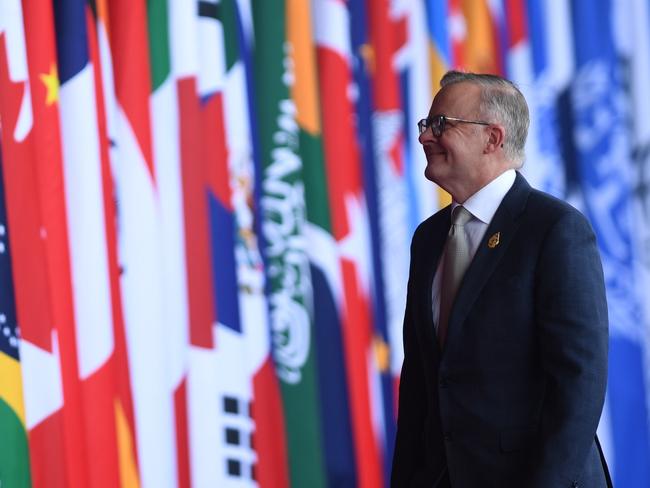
[86, 2, 142, 485]
[146, 0, 192, 485]
[101, 0, 182, 485]
[313, 1, 386, 486]
[287, 0, 359, 484]
[170, 1, 223, 485]
[570, 1, 650, 486]
[52, 0, 125, 486]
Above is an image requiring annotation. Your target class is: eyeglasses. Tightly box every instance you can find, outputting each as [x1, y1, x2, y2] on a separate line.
[417, 114, 491, 137]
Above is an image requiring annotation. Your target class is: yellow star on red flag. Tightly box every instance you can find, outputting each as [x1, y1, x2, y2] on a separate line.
[39, 63, 59, 106]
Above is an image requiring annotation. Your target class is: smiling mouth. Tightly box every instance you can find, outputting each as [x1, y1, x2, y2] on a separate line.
[425, 149, 446, 158]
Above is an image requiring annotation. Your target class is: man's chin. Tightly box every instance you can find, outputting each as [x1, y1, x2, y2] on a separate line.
[424, 164, 439, 183]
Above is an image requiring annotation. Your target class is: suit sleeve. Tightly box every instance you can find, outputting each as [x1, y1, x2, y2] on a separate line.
[391, 238, 428, 487]
[530, 210, 609, 487]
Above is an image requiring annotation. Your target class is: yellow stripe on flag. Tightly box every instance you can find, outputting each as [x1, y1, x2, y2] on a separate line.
[115, 399, 140, 488]
[287, 0, 321, 135]
[0, 351, 26, 426]
[428, 41, 447, 96]
[462, 0, 498, 73]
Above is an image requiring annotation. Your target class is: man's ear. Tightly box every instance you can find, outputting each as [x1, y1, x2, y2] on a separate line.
[484, 124, 506, 154]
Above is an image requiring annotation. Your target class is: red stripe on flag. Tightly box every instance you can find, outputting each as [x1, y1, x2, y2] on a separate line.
[174, 379, 191, 488]
[85, 7, 144, 487]
[314, 49, 358, 240]
[368, 0, 406, 175]
[340, 260, 383, 488]
[106, 0, 155, 182]
[389, 132, 404, 175]
[87, 1, 141, 476]
[252, 357, 290, 488]
[177, 77, 215, 348]
[368, 0, 402, 110]
[504, 0, 528, 47]
[28, 413, 69, 488]
[201, 93, 231, 210]
[81, 366, 121, 488]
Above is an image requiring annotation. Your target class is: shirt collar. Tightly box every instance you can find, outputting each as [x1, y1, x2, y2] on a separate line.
[451, 169, 516, 224]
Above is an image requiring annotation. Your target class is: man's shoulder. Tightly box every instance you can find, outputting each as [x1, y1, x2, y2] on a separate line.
[525, 188, 590, 224]
[413, 205, 449, 235]
[518, 187, 597, 245]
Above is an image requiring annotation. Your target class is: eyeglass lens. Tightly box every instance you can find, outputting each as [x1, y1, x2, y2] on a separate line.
[419, 115, 445, 136]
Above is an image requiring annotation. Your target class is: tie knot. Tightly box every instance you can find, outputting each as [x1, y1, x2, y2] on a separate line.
[452, 206, 473, 226]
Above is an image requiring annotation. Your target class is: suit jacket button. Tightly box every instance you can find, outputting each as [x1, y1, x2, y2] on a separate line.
[570, 482, 578, 488]
[443, 432, 452, 442]
[440, 378, 449, 388]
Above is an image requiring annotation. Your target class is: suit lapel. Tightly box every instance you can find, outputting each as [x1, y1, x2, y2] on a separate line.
[419, 206, 451, 356]
[443, 173, 531, 352]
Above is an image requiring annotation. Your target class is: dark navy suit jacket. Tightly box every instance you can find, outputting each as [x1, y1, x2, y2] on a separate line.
[391, 173, 611, 488]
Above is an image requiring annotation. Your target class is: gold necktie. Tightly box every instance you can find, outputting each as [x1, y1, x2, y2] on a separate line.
[438, 206, 473, 346]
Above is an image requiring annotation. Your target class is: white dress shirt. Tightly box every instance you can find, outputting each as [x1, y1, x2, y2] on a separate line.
[431, 169, 516, 332]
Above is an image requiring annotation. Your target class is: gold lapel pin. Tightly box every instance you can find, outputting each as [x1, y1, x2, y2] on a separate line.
[488, 232, 500, 249]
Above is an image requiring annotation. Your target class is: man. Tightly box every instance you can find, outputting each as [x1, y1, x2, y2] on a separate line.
[391, 71, 611, 488]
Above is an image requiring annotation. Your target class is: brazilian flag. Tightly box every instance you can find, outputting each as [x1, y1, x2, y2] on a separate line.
[0, 147, 31, 487]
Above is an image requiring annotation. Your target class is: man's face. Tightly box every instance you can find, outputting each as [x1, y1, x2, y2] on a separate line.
[419, 82, 489, 200]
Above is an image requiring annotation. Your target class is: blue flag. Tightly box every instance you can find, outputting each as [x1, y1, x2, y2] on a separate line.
[570, 1, 650, 486]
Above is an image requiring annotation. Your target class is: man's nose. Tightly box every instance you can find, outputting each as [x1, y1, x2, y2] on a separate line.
[419, 126, 434, 144]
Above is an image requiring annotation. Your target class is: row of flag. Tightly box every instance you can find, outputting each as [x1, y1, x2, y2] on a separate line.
[1, 0, 649, 487]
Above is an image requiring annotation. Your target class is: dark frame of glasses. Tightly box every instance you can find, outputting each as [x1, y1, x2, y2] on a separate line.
[417, 114, 491, 137]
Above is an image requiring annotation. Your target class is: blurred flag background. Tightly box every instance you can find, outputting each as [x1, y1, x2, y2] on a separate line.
[1, 0, 649, 487]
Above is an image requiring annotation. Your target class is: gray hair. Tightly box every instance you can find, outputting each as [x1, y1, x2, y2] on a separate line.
[440, 70, 529, 166]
